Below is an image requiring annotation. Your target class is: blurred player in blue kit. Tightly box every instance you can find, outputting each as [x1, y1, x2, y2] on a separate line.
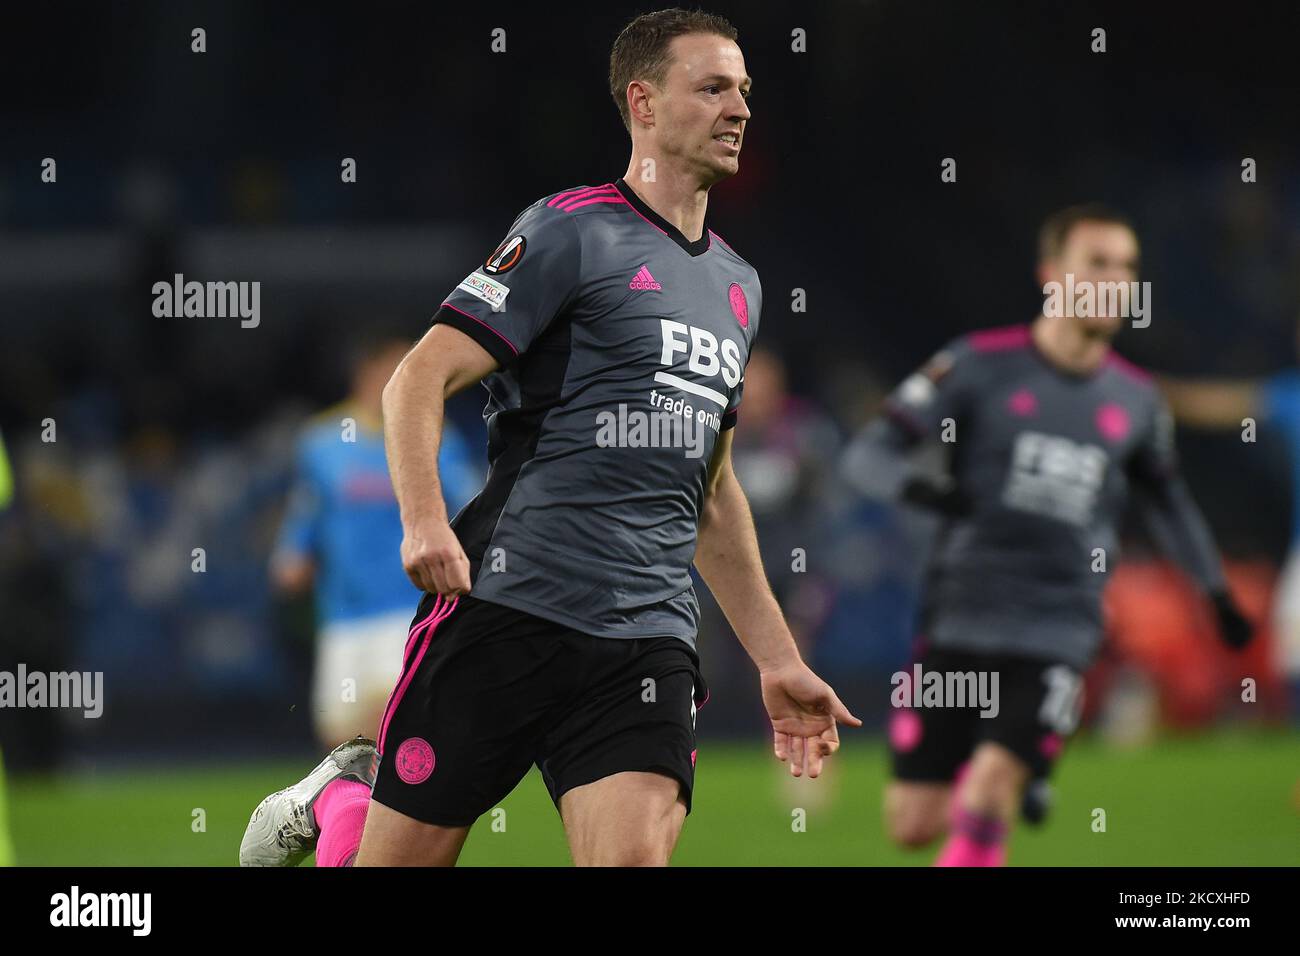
[272, 333, 481, 749]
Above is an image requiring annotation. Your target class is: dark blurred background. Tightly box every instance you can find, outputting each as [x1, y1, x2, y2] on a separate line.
[2, 1, 1298, 771]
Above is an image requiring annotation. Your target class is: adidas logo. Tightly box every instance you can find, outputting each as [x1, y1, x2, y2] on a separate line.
[629, 265, 663, 291]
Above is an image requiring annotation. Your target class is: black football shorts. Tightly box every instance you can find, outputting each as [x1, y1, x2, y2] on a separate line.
[889, 646, 1084, 782]
[371, 593, 708, 827]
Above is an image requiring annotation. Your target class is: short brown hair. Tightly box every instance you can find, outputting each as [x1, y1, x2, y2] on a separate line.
[609, 8, 740, 133]
[1038, 203, 1136, 261]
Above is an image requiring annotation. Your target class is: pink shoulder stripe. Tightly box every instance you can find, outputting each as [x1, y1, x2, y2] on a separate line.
[1104, 350, 1153, 384]
[548, 183, 616, 209]
[546, 185, 596, 207]
[708, 229, 733, 252]
[554, 186, 619, 210]
[562, 195, 628, 212]
[968, 324, 1032, 353]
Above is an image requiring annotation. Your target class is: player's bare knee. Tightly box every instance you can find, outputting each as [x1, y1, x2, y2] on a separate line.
[566, 785, 683, 866]
[355, 806, 466, 867]
[887, 807, 945, 848]
[962, 745, 1029, 815]
[570, 821, 675, 866]
[885, 784, 948, 848]
[586, 840, 672, 867]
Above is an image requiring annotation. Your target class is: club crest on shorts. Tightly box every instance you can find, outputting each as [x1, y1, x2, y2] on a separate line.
[889, 709, 923, 752]
[395, 737, 436, 784]
[728, 282, 748, 328]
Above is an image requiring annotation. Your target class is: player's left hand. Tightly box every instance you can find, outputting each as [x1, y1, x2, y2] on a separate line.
[760, 662, 862, 778]
[900, 474, 972, 518]
[1210, 590, 1255, 650]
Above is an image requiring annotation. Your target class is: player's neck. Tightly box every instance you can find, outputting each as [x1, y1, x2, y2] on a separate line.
[620, 159, 709, 243]
[1031, 314, 1111, 376]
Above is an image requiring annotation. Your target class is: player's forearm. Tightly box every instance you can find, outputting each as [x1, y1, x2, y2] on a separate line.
[840, 417, 919, 500]
[381, 358, 451, 529]
[1139, 476, 1228, 595]
[841, 417, 966, 514]
[1156, 376, 1259, 430]
[270, 552, 315, 594]
[694, 468, 801, 672]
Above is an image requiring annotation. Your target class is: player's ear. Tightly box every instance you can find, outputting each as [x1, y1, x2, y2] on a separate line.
[626, 80, 655, 128]
[1035, 258, 1054, 289]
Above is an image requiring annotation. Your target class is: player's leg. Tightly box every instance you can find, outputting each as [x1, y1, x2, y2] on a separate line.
[328, 609, 464, 866]
[239, 735, 376, 867]
[1020, 775, 1053, 825]
[311, 609, 415, 749]
[884, 649, 974, 850]
[954, 741, 1030, 817]
[558, 771, 686, 866]
[884, 780, 951, 848]
[359, 594, 578, 865]
[241, 593, 532, 866]
[270, 612, 423, 867]
[357, 608, 421, 741]
[935, 655, 1083, 867]
[352, 801, 469, 867]
[934, 740, 1027, 867]
[542, 635, 706, 867]
[312, 626, 363, 751]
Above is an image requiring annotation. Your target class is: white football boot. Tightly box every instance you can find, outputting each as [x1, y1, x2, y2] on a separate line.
[239, 735, 377, 867]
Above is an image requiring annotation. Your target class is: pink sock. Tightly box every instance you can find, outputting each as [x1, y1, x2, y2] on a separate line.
[313, 779, 371, 867]
[934, 807, 1007, 867]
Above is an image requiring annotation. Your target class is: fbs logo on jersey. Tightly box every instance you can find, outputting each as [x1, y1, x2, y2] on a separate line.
[457, 270, 511, 311]
[658, 319, 743, 409]
[1002, 430, 1108, 526]
[484, 234, 526, 275]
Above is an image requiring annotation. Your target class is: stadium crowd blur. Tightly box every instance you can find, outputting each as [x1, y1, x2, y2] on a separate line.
[2, 3, 1298, 767]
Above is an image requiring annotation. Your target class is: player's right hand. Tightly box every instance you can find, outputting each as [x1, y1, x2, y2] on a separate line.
[400, 520, 472, 597]
[900, 474, 972, 517]
[1210, 590, 1254, 650]
[760, 661, 862, 778]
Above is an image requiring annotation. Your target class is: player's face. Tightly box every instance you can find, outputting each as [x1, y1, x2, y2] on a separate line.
[1041, 221, 1140, 337]
[656, 34, 751, 184]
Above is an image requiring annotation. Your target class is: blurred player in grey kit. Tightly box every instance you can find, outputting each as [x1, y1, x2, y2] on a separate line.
[842, 204, 1254, 866]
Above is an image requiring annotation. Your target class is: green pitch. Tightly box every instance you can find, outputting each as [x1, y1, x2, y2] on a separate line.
[8, 730, 1297, 866]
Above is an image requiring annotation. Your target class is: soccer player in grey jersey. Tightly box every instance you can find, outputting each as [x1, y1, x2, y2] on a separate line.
[241, 8, 858, 869]
[842, 205, 1253, 866]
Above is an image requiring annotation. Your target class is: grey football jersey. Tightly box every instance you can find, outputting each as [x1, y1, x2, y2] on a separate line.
[874, 323, 1224, 668]
[432, 179, 762, 648]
